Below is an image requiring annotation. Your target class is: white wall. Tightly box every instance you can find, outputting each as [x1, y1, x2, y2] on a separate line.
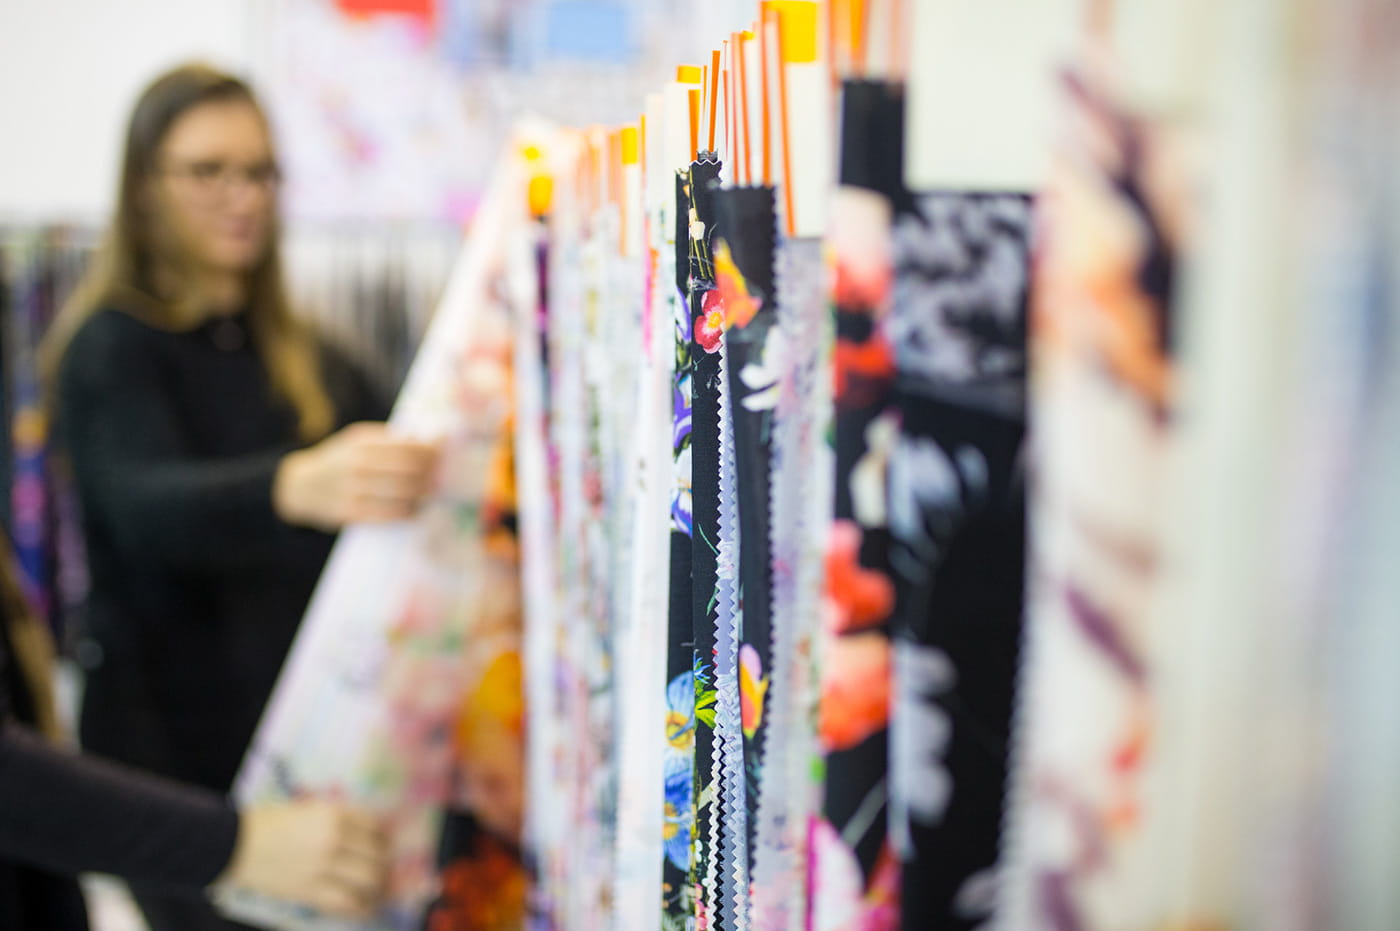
[0, 0, 253, 221]
[906, 0, 1082, 192]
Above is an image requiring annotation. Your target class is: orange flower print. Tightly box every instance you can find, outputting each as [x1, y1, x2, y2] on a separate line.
[428, 835, 528, 930]
[828, 184, 896, 319]
[819, 631, 892, 752]
[454, 651, 525, 842]
[824, 520, 895, 634]
[740, 643, 769, 739]
[714, 239, 763, 329]
[834, 336, 895, 409]
[832, 254, 894, 315]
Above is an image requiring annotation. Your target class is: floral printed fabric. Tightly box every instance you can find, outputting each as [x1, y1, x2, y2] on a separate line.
[662, 168, 699, 926]
[420, 323, 529, 924]
[886, 192, 1031, 930]
[660, 154, 728, 928]
[687, 154, 727, 930]
[713, 186, 780, 900]
[998, 68, 1182, 930]
[749, 235, 829, 931]
[425, 814, 529, 931]
[809, 79, 906, 931]
[711, 335, 748, 930]
[423, 371, 531, 929]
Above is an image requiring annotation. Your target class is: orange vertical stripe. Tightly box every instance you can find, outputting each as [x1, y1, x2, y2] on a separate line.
[608, 130, 620, 208]
[736, 31, 752, 185]
[688, 88, 700, 164]
[732, 36, 741, 181]
[723, 64, 731, 172]
[708, 49, 721, 153]
[770, 6, 796, 235]
[851, 0, 867, 76]
[760, 14, 773, 186]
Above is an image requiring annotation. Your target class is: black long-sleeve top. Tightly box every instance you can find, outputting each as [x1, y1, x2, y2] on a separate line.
[0, 556, 239, 929]
[56, 307, 387, 792]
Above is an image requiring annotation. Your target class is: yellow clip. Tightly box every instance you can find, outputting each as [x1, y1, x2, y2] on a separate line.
[620, 126, 639, 165]
[677, 64, 704, 84]
[764, 1, 819, 63]
[527, 174, 553, 218]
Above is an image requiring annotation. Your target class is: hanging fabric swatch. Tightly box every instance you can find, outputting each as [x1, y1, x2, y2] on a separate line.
[713, 183, 777, 853]
[748, 231, 827, 931]
[998, 64, 1184, 930]
[686, 151, 726, 928]
[808, 79, 905, 931]
[711, 182, 779, 929]
[1309, 20, 1400, 915]
[561, 184, 625, 924]
[531, 144, 617, 927]
[608, 120, 681, 931]
[705, 285, 741, 930]
[514, 194, 569, 930]
[661, 165, 699, 927]
[886, 191, 1031, 929]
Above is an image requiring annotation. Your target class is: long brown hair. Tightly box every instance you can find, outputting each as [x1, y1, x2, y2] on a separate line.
[41, 63, 334, 441]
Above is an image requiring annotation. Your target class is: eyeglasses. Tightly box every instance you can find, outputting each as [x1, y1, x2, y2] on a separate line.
[158, 159, 282, 198]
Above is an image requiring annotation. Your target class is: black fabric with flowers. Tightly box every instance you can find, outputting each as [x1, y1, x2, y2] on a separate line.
[686, 154, 725, 914]
[712, 184, 779, 876]
[817, 81, 908, 904]
[886, 192, 1031, 929]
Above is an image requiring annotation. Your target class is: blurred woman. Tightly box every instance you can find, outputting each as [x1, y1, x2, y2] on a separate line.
[42, 63, 438, 930]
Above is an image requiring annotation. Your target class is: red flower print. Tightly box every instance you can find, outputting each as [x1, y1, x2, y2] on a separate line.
[428, 839, 529, 930]
[834, 336, 895, 408]
[824, 520, 895, 634]
[695, 289, 725, 353]
[832, 257, 894, 314]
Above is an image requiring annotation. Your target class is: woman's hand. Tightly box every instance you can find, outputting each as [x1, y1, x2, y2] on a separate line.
[218, 799, 389, 919]
[273, 422, 440, 531]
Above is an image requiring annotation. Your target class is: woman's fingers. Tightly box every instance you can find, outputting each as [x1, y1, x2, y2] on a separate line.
[355, 439, 440, 476]
[276, 421, 442, 531]
[349, 470, 430, 502]
[347, 437, 442, 521]
[335, 810, 390, 865]
[348, 491, 421, 523]
[314, 813, 389, 919]
[221, 800, 390, 918]
[350, 437, 441, 509]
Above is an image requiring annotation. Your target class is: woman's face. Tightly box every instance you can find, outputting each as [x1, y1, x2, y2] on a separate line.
[150, 99, 278, 276]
